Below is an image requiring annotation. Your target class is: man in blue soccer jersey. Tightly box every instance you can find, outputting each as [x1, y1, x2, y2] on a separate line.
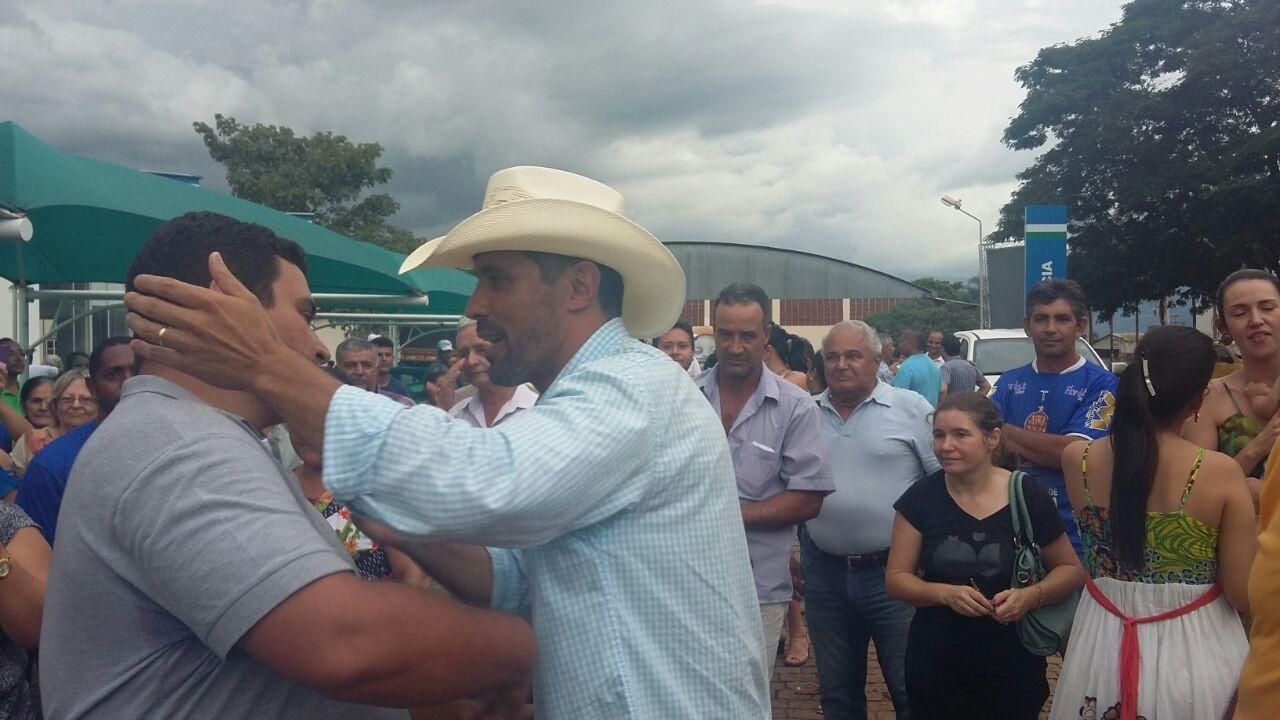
[991, 279, 1117, 555]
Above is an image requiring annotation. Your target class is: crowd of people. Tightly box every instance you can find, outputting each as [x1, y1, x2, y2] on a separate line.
[0, 165, 1270, 720]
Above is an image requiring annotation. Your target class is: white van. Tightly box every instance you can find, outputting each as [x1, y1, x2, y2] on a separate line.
[952, 329, 1115, 388]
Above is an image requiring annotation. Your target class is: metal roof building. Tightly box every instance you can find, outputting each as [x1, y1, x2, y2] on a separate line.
[664, 242, 927, 337]
[667, 241, 928, 301]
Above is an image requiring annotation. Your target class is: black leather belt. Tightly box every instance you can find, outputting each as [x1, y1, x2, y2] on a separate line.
[817, 546, 890, 570]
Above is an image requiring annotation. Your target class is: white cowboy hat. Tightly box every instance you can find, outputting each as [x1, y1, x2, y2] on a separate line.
[399, 166, 686, 338]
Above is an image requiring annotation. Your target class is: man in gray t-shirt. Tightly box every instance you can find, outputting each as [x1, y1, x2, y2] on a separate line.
[40, 211, 535, 719]
[42, 376, 410, 719]
[939, 336, 991, 399]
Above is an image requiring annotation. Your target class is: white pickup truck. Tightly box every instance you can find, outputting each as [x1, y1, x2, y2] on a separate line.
[952, 329, 1117, 388]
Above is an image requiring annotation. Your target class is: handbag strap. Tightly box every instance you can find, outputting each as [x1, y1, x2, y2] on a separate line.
[1008, 470, 1033, 548]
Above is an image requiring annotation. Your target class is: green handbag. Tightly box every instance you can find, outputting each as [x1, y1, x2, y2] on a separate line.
[1009, 470, 1081, 656]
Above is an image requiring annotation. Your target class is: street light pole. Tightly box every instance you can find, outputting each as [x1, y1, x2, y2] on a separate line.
[940, 196, 987, 329]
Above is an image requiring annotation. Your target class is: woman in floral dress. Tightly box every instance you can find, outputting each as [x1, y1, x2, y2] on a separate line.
[1053, 327, 1255, 720]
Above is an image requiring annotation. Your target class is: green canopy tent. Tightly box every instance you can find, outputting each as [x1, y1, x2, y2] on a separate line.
[0, 121, 473, 347]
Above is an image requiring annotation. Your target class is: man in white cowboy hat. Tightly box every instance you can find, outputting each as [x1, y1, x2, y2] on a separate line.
[123, 166, 771, 719]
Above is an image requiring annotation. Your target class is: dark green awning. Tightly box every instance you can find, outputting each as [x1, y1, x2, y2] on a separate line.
[0, 121, 473, 314]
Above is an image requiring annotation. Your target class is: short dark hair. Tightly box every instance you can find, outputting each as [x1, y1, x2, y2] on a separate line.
[655, 321, 694, 345]
[899, 329, 925, 354]
[1025, 279, 1088, 321]
[19, 376, 53, 406]
[64, 351, 90, 365]
[369, 335, 395, 350]
[521, 252, 624, 320]
[713, 283, 770, 326]
[942, 335, 961, 357]
[88, 337, 134, 379]
[126, 211, 307, 308]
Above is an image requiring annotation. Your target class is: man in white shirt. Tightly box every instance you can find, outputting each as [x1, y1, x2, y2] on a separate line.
[926, 331, 946, 368]
[448, 317, 538, 428]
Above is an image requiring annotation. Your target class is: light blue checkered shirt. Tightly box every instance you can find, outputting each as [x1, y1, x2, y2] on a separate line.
[324, 319, 770, 719]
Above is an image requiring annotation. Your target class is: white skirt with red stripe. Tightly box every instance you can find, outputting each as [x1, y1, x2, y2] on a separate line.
[1047, 577, 1247, 720]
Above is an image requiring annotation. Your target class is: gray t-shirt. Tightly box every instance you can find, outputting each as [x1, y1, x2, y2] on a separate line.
[940, 356, 982, 395]
[40, 376, 407, 720]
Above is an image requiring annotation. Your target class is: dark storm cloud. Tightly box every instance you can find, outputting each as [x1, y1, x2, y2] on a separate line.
[1, 0, 1125, 280]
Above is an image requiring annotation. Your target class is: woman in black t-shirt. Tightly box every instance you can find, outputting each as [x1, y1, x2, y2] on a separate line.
[886, 393, 1085, 720]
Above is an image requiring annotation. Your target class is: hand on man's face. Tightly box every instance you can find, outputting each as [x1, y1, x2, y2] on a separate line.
[126, 256, 280, 391]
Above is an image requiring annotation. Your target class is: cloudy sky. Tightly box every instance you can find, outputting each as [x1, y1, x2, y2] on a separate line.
[3, 0, 1125, 282]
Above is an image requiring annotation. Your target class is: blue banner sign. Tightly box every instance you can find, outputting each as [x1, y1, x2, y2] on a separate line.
[1025, 205, 1067, 294]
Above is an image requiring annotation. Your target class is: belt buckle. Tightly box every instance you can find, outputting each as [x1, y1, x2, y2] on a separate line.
[845, 550, 884, 569]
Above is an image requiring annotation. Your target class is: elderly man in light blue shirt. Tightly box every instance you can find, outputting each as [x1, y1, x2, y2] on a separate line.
[699, 282, 834, 677]
[122, 167, 770, 719]
[803, 320, 939, 720]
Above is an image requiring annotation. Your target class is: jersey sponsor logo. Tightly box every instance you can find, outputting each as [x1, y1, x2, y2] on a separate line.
[1024, 390, 1051, 433]
[1063, 384, 1087, 401]
[1006, 381, 1028, 396]
[1086, 390, 1116, 431]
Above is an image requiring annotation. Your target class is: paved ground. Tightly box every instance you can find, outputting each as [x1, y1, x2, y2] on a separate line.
[769, 645, 1062, 719]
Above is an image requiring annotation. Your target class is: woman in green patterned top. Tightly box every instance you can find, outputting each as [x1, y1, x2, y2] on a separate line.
[1184, 269, 1280, 499]
[1050, 326, 1256, 720]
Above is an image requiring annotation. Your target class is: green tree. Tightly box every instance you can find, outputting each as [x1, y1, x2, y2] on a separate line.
[995, 0, 1280, 320]
[865, 277, 980, 340]
[910, 277, 979, 304]
[193, 114, 420, 253]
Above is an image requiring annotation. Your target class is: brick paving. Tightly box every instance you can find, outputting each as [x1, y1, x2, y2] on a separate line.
[770, 644, 1062, 719]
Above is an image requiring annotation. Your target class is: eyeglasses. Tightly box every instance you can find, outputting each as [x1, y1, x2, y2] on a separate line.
[56, 395, 97, 409]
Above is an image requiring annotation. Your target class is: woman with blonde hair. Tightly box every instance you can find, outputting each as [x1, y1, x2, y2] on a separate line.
[11, 370, 97, 476]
